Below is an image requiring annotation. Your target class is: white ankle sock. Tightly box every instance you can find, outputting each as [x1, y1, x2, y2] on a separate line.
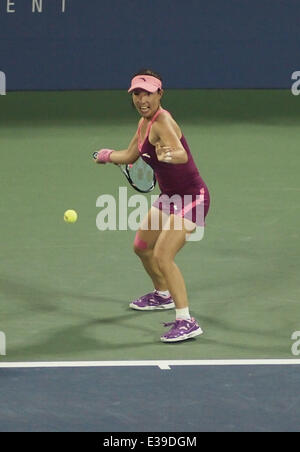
[155, 290, 170, 298]
[176, 307, 191, 320]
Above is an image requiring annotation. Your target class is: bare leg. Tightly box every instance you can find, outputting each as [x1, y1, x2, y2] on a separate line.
[153, 215, 195, 309]
[133, 207, 169, 291]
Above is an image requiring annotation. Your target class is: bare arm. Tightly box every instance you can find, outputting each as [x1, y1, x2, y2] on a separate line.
[152, 114, 188, 164]
[109, 131, 140, 165]
[94, 127, 140, 165]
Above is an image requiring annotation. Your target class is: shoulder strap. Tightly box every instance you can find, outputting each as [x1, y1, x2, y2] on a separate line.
[137, 118, 144, 151]
[146, 108, 171, 136]
[137, 109, 171, 150]
[151, 108, 171, 124]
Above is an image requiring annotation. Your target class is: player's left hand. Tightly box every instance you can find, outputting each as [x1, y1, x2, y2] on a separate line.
[156, 144, 173, 163]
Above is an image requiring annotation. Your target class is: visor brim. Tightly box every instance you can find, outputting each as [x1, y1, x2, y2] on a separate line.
[128, 83, 159, 94]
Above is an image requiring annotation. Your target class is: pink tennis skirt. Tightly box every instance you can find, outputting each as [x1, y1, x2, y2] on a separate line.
[152, 188, 210, 227]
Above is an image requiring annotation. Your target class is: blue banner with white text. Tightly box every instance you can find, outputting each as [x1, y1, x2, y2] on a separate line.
[0, 0, 299, 90]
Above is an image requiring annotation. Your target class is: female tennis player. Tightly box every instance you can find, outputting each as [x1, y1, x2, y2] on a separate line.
[94, 69, 210, 342]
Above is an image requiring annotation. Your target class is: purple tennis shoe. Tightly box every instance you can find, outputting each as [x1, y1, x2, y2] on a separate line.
[130, 291, 175, 311]
[160, 318, 203, 342]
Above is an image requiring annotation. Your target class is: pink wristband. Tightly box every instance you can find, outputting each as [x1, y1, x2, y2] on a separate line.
[96, 149, 114, 163]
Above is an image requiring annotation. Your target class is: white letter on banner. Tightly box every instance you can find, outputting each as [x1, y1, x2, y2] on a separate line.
[7, 1, 15, 13]
[291, 71, 300, 96]
[32, 0, 43, 13]
[0, 72, 6, 96]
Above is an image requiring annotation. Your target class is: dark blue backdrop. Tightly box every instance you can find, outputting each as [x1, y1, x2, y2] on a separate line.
[0, 0, 299, 90]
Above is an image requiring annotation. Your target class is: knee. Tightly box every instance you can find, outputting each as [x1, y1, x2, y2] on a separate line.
[133, 232, 149, 257]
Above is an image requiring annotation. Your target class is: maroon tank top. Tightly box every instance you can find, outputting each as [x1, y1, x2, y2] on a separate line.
[138, 109, 208, 196]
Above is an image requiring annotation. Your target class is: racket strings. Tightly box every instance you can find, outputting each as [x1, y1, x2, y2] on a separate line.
[126, 158, 155, 192]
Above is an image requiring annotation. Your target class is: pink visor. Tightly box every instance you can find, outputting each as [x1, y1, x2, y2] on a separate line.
[128, 75, 162, 93]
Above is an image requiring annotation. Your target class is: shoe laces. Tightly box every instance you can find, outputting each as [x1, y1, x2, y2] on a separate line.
[163, 318, 193, 328]
[163, 320, 183, 328]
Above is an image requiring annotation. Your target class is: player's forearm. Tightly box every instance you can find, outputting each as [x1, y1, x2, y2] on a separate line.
[109, 149, 133, 165]
[95, 149, 133, 165]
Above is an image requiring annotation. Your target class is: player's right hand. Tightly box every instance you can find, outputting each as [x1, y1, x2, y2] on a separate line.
[93, 149, 114, 164]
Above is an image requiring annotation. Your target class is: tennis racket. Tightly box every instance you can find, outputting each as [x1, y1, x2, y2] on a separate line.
[93, 152, 156, 193]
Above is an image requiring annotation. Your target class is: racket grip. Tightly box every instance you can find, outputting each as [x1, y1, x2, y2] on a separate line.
[93, 149, 114, 163]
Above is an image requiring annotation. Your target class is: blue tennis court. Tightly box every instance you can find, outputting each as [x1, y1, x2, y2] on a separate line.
[1, 361, 300, 432]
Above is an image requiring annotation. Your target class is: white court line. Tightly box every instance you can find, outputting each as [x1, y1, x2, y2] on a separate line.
[1, 359, 300, 370]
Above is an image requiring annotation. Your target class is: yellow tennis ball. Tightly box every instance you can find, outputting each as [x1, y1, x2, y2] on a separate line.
[64, 209, 78, 224]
